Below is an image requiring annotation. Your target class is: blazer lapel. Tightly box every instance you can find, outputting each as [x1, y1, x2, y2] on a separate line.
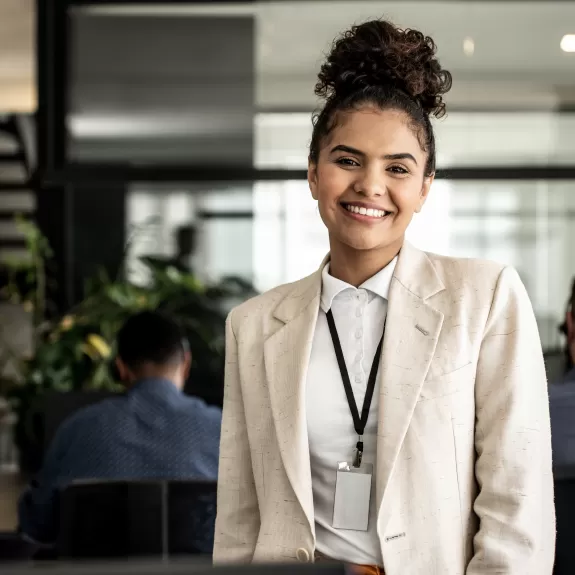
[375, 242, 445, 523]
[264, 268, 323, 538]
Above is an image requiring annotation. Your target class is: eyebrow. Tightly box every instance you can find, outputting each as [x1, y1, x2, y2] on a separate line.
[329, 144, 418, 165]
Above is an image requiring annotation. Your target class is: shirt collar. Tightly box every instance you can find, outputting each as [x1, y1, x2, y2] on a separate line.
[320, 256, 398, 312]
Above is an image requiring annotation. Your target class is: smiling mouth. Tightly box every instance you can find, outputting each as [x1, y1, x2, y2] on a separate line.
[341, 203, 393, 219]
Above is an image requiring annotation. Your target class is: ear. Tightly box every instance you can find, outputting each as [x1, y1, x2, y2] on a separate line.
[182, 351, 192, 380]
[415, 173, 434, 213]
[308, 161, 319, 200]
[116, 357, 129, 383]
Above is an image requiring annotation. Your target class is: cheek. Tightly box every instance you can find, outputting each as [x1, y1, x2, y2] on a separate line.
[316, 167, 350, 203]
[389, 181, 423, 212]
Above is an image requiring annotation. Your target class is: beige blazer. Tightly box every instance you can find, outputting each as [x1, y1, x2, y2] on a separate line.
[214, 242, 555, 574]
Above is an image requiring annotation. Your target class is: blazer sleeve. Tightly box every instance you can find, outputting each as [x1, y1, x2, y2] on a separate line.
[467, 266, 555, 574]
[213, 310, 261, 563]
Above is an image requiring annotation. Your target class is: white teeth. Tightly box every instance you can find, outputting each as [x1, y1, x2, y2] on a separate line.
[344, 204, 388, 218]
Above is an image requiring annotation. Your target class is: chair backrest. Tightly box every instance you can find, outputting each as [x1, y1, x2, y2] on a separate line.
[57, 479, 217, 560]
[554, 478, 575, 575]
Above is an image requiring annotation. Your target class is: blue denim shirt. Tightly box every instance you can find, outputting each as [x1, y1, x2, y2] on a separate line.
[18, 378, 221, 546]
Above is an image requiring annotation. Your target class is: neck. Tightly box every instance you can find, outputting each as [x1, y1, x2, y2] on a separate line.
[328, 238, 403, 287]
[128, 371, 182, 390]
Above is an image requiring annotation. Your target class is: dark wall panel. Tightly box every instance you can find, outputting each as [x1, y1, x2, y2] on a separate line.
[69, 185, 126, 304]
[67, 12, 254, 166]
[36, 185, 126, 311]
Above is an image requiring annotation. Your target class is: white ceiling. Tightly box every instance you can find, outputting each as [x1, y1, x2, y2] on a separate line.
[257, 1, 575, 75]
[256, 1, 575, 109]
[1, 1, 575, 113]
[72, 0, 575, 110]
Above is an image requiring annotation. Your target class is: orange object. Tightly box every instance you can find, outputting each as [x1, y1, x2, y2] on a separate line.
[349, 565, 384, 575]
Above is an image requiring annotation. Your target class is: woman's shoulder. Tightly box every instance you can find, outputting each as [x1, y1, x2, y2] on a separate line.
[227, 272, 318, 332]
[426, 250, 506, 279]
[423, 249, 525, 298]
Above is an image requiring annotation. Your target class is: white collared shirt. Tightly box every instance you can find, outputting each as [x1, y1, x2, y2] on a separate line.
[306, 257, 397, 565]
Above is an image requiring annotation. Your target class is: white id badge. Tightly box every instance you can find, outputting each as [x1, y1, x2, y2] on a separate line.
[332, 461, 373, 531]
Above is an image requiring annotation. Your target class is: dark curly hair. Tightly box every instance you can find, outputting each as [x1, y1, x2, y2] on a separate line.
[309, 19, 453, 176]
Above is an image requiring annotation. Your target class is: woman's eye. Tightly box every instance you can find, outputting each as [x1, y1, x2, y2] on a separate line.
[336, 157, 360, 167]
[388, 165, 409, 175]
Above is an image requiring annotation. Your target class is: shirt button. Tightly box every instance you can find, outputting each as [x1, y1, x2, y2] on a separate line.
[355, 329, 363, 339]
[296, 548, 310, 562]
[355, 354, 362, 362]
[355, 375, 363, 384]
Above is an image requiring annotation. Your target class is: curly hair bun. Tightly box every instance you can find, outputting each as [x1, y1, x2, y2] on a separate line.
[315, 20, 452, 119]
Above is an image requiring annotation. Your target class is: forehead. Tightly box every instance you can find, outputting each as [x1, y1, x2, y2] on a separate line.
[325, 107, 424, 158]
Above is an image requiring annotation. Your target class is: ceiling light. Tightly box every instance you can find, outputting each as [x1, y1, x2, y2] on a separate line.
[561, 34, 575, 52]
[463, 37, 475, 57]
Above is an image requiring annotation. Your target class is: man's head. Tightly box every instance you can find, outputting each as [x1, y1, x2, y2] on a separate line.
[115, 311, 191, 389]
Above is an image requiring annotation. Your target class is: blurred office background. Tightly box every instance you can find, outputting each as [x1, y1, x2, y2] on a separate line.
[0, 0, 574, 533]
[65, 1, 575, 349]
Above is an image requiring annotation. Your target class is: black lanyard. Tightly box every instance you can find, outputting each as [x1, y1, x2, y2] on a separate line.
[325, 309, 385, 468]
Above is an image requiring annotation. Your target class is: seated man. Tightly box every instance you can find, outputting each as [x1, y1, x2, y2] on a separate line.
[18, 311, 222, 547]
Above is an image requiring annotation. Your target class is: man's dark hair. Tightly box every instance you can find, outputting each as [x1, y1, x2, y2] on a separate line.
[117, 311, 187, 370]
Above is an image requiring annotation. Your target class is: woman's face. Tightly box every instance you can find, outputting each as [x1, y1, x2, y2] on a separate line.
[308, 107, 433, 256]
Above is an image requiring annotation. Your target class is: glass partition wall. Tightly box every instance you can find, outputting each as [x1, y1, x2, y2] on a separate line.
[127, 111, 575, 355]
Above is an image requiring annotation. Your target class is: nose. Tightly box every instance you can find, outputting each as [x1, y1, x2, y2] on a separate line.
[353, 165, 385, 197]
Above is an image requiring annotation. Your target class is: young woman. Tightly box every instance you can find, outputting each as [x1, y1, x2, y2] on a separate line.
[214, 19, 554, 575]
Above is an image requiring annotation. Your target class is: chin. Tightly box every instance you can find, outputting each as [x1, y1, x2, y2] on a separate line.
[340, 241, 388, 252]
[337, 233, 396, 252]
[346, 241, 381, 252]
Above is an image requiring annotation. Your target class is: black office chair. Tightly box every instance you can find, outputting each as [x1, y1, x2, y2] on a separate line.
[57, 479, 217, 560]
[554, 477, 575, 575]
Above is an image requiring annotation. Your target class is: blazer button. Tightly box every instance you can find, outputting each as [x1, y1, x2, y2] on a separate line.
[296, 548, 310, 562]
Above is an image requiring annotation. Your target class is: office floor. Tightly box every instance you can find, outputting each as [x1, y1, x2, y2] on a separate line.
[0, 471, 24, 531]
